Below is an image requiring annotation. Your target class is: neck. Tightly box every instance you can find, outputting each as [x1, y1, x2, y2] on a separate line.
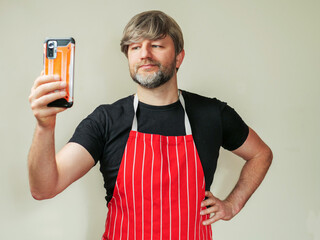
[136, 76, 179, 106]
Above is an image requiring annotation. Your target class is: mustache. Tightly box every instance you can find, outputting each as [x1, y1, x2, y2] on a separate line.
[135, 60, 161, 70]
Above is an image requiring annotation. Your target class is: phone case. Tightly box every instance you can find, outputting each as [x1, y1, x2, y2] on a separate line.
[44, 38, 75, 108]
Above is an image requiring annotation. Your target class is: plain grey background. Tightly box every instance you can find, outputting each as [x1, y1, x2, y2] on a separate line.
[0, 0, 319, 239]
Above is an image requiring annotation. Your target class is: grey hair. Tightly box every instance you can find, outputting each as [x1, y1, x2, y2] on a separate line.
[120, 10, 184, 57]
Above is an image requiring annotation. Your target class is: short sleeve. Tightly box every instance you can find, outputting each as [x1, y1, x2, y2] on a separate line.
[69, 106, 107, 164]
[221, 104, 249, 151]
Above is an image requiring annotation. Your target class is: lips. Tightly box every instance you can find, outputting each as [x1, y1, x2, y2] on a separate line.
[139, 64, 157, 69]
[136, 61, 161, 71]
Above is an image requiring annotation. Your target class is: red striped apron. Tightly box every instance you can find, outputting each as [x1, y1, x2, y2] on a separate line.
[103, 92, 213, 240]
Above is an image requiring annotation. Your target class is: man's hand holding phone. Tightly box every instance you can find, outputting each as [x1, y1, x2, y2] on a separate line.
[29, 37, 75, 129]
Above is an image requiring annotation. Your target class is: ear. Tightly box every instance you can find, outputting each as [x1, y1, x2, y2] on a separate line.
[175, 49, 185, 69]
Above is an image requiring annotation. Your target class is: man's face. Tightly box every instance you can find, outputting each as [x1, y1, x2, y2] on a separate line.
[127, 35, 178, 89]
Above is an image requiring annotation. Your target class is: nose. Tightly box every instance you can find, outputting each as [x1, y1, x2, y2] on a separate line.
[140, 44, 152, 59]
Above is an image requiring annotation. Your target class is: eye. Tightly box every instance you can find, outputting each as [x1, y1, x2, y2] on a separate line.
[130, 44, 141, 50]
[152, 45, 162, 48]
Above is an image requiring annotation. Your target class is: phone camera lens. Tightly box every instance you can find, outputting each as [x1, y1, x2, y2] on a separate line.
[47, 40, 57, 59]
[48, 41, 55, 48]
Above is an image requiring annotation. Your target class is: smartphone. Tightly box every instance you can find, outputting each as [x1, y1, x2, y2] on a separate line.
[44, 38, 75, 108]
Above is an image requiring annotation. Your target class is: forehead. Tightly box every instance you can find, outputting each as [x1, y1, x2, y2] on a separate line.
[129, 35, 174, 45]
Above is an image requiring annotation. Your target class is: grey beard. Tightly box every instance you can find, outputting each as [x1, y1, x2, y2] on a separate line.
[132, 70, 172, 89]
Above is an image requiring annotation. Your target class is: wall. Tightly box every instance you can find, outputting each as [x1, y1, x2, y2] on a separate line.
[0, 0, 319, 239]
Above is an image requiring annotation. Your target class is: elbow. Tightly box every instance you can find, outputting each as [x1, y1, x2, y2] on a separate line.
[28, 177, 60, 200]
[31, 194, 46, 201]
[268, 146, 273, 162]
[264, 146, 273, 168]
[31, 194, 49, 201]
[30, 189, 56, 201]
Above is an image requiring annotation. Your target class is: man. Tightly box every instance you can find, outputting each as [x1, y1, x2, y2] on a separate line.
[28, 10, 272, 239]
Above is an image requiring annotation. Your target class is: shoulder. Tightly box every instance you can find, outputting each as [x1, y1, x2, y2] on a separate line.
[110, 94, 134, 108]
[76, 95, 134, 136]
[89, 95, 134, 119]
[181, 89, 227, 113]
[70, 95, 134, 155]
[180, 90, 227, 136]
[180, 90, 249, 151]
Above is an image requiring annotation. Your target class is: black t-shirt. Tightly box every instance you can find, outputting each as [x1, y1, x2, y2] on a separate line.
[69, 90, 249, 203]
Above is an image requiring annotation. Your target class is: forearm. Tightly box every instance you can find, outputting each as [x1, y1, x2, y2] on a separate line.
[201, 128, 273, 224]
[28, 124, 59, 200]
[225, 148, 273, 215]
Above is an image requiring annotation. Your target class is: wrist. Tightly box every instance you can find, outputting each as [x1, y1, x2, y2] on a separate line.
[36, 122, 55, 134]
[224, 197, 243, 217]
[36, 115, 57, 130]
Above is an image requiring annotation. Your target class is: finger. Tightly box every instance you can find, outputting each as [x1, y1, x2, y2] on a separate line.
[30, 81, 66, 104]
[200, 205, 219, 216]
[201, 196, 217, 207]
[201, 191, 215, 207]
[202, 213, 222, 225]
[32, 81, 67, 100]
[205, 191, 213, 197]
[31, 91, 67, 110]
[41, 70, 44, 76]
[33, 74, 60, 89]
[34, 105, 67, 120]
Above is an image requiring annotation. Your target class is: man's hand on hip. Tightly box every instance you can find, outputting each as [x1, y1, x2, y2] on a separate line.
[200, 191, 236, 225]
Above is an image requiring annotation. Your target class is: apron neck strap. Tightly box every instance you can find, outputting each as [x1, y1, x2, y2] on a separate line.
[132, 91, 192, 135]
